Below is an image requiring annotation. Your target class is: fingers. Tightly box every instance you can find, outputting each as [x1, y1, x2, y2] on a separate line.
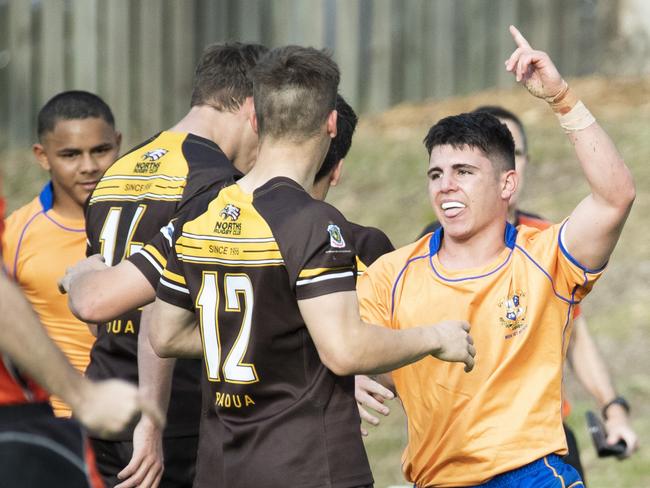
[509, 25, 531, 49]
[464, 354, 475, 373]
[358, 404, 381, 426]
[355, 375, 394, 402]
[115, 460, 149, 488]
[57, 277, 68, 294]
[461, 321, 470, 333]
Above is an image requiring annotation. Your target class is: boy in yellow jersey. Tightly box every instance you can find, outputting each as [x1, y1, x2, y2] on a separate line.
[357, 26, 635, 487]
[2, 91, 121, 417]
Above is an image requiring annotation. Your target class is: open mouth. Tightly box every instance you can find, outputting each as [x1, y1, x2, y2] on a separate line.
[441, 201, 466, 218]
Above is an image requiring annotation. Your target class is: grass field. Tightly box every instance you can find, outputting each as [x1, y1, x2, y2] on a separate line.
[2, 76, 649, 487]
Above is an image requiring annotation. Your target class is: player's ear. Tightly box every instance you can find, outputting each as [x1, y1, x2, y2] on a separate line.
[329, 159, 344, 188]
[114, 131, 123, 153]
[32, 143, 51, 171]
[249, 104, 259, 135]
[327, 110, 337, 139]
[501, 169, 518, 200]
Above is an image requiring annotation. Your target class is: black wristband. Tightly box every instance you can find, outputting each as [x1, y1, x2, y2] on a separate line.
[602, 396, 630, 420]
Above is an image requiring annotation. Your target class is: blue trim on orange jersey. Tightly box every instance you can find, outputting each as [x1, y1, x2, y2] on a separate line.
[39, 181, 54, 211]
[39, 181, 84, 233]
[558, 221, 607, 274]
[390, 254, 430, 318]
[514, 243, 577, 305]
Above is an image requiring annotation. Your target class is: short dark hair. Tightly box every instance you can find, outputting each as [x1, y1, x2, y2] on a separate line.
[191, 42, 268, 111]
[315, 94, 358, 183]
[423, 112, 515, 172]
[473, 105, 528, 154]
[251, 46, 340, 141]
[37, 90, 115, 140]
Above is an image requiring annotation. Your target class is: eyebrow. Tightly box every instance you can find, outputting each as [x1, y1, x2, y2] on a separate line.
[427, 163, 478, 177]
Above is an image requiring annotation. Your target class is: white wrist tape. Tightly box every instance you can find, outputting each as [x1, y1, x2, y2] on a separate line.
[556, 100, 596, 133]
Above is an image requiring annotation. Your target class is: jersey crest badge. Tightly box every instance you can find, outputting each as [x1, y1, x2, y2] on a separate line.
[220, 204, 241, 221]
[498, 290, 527, 332]
[327, 224, 346, 248]
[142, 148, 168, 161]
[134, 149, 168, 174]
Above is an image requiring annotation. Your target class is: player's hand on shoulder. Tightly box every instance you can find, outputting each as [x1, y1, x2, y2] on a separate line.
[58, 254, 107, 294]
[505, 25, 564, 100]
[73, 378, 165, 439]
[430, 320, 476, 372]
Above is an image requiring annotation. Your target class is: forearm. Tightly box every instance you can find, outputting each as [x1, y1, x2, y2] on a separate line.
[336, 320, 440, 376]
[138, 304, 174, 415]
[0, 275, 88, 404]
[568, 317, 616, 407]
[67, 262, 156, 323]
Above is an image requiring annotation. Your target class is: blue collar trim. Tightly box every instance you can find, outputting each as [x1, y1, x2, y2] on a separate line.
[428, 221, 518, 256]
[38, 181, 54, 211]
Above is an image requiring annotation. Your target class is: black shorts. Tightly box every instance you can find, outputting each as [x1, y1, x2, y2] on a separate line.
[91, 434, 198, 488]
[563, 422, 586, 485]
[0, 402, 99, 488]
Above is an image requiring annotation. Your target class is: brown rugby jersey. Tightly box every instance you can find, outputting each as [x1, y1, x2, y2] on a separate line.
[85, 131, 241, 439]
[157, 177, 374, 488]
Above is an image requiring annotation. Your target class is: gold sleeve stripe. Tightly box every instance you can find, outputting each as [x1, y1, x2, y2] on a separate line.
[138, 249, 163, 275]
[143, 245, 168, 269]
[356, 257, 368, 276]
[162, 268, 187, 285]
[160, 277, 190, 295]
[296, 270, 355, 287]
[298, 266, 351, 279]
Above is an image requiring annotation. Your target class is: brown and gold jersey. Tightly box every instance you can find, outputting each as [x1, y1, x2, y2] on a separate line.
[85, 131, 240, 439]
[157, 178, 373, 488]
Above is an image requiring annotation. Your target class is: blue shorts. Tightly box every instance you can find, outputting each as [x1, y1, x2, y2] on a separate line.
[469, 455, 584, 488]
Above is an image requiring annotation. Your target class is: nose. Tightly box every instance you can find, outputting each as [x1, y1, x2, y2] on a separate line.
[439, 171, 457, 192]
[79, 152, 100, 174]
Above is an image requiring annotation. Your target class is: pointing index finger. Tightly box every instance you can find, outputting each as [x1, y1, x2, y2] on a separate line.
[509, 25, 531, 49]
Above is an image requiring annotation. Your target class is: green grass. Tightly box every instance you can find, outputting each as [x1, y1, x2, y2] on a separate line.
[3, 76, 649, 487]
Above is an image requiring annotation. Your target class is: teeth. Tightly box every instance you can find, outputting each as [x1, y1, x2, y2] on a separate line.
[441, 201, 465, 210]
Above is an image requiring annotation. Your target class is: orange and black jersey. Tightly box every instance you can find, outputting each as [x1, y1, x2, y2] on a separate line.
[85, 131, 241, 439]
[158, 177, 373, 488]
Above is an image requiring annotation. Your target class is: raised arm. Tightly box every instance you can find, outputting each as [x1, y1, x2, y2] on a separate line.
[298, 290, 475, 376]
[0, 272, 163, 437]
[506, 25, 635, 270]
[60, 255, 156, 323]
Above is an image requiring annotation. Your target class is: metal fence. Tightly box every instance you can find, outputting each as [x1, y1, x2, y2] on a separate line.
[0, 0, 621, 149]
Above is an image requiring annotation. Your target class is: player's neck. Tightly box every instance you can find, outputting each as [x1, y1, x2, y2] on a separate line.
[438, 221, 508, 270]
[169, 106, 238, 155]
[237, 136, 328, 194]
[51, 188, 84, 220]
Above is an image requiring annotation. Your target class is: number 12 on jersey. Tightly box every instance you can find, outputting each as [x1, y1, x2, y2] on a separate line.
[197, 272, 259, 384]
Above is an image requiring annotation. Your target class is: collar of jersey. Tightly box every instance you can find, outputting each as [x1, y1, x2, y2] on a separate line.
[39, 181, 54, 211]
[427, 222, 517, 282]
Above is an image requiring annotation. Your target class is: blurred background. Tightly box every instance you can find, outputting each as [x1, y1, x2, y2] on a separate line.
[1, 1, 649, 486]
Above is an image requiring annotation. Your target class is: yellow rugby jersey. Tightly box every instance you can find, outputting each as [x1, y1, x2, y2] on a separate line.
[85, 130, 239, 439]
[357, 222, 604, 487]
[2, 183, 94, 416]
[157, 178, 373, 488]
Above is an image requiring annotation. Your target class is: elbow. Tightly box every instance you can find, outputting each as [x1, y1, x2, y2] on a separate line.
[149, 332, 175, 358]
[318, 348, 359, 377]
[615, 167, 636, 210]
[68, 294, 104, 323]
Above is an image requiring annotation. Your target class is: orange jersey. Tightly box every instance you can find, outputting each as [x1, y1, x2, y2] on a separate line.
[357, 222, 604, 487]
[2, 183, 95, 416]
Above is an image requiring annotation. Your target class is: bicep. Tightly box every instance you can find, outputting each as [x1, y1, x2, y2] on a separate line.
[298, 291, 361, 365]
[149, 297, 199, 357]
